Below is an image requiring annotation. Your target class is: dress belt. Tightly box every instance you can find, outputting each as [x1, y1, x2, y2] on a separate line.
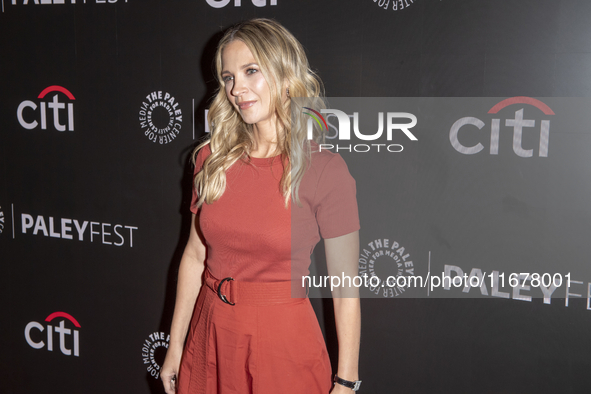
[204, 268, 307, 306]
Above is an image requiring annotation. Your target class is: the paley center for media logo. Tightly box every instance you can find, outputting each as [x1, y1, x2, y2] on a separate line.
[372, 0, 417, 12]
[303, 106, 418, 153]
[142, 331, 170, 380]
[139, 91, 183, 145]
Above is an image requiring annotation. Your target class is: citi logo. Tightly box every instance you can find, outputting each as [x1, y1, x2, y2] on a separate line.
[450, 97, 554, 157]
[25, 312, 81, 357]
[206, 0, 276, 7]
[17, 86, 75, 132]
[305, 107, 417, 153]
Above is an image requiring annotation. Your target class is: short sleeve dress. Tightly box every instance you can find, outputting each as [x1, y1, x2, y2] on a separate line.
[177, 143, 359, 394]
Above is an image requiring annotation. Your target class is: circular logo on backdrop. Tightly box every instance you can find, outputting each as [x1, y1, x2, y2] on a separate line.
[0, 206, 5, 235]
[358, 238, 416, 298]
[139, 91, 183, 145]
[371, 0, 418, 12]
[142, 331, 170, 379]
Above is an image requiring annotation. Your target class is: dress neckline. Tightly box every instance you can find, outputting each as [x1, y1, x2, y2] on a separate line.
[246, 154, 282, 167]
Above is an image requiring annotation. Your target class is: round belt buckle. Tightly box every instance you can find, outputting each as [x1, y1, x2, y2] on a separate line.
[217, 277, 235, 305]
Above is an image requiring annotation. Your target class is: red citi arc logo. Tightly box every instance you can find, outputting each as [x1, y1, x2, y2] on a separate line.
[25, 311, 81, 357]
[450, 96, 554, 157]
[17, 86, 75, 132]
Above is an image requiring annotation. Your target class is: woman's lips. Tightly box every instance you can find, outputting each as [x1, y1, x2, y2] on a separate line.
[237, 101, 256, 110]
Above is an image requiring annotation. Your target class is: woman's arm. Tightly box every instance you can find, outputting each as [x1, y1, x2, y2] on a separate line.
[325, 230, 361, 393]
[161, 213, 207, 394]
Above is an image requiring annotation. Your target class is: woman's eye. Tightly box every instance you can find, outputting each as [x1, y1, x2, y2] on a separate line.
[222, 76, 233, 83]
[246, 68, 258, 75]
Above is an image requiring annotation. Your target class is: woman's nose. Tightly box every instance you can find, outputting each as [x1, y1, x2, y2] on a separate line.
[231, 77, 247, 97]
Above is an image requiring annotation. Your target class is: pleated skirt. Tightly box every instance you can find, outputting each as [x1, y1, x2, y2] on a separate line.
[177, 270, 332, 394]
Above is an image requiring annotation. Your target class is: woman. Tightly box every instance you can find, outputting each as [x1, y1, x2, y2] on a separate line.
[161, 18, 361, 394]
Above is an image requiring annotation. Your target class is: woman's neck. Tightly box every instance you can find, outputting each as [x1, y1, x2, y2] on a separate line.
[251, 122, 280, 158]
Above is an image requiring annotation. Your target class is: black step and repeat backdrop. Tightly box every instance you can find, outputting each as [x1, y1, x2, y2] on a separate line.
[2, 1, 591, 393]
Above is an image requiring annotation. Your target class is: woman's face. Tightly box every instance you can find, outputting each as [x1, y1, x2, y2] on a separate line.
[221, 40, 277, 131]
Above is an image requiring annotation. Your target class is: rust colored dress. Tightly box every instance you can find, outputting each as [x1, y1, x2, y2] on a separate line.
[177, 144, 359, 394]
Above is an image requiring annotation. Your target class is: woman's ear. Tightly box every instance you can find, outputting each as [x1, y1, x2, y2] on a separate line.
[283, 79, 291, 99]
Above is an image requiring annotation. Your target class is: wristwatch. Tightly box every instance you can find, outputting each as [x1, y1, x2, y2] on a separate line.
[333, 374, 362, 391]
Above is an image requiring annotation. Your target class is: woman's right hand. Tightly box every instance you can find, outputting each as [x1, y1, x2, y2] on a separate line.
[161, 347, 183, 394]
[161, 213, 207, 393]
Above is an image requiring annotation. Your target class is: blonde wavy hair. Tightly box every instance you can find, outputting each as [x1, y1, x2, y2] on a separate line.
[193, 18, 325, 208]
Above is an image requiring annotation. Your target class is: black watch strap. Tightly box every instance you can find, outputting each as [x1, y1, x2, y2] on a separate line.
[333, 375, 362, 391]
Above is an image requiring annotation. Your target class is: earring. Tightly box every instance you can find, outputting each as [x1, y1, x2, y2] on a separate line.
[286, 88, 290, 98]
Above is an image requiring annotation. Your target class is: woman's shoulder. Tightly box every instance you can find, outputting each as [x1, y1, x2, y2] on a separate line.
[305, 143, 359, 238]
[309, 143, 350, 175]
[194, 143, 212, 170]
[196, 143, 212, 158]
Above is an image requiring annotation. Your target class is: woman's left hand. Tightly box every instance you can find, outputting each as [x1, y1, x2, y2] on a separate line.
[330, 383, 356, 393]
[325, 232, 361, 394]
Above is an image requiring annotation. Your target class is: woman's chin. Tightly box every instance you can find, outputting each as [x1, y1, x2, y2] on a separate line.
[239, 117, 256, 125]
